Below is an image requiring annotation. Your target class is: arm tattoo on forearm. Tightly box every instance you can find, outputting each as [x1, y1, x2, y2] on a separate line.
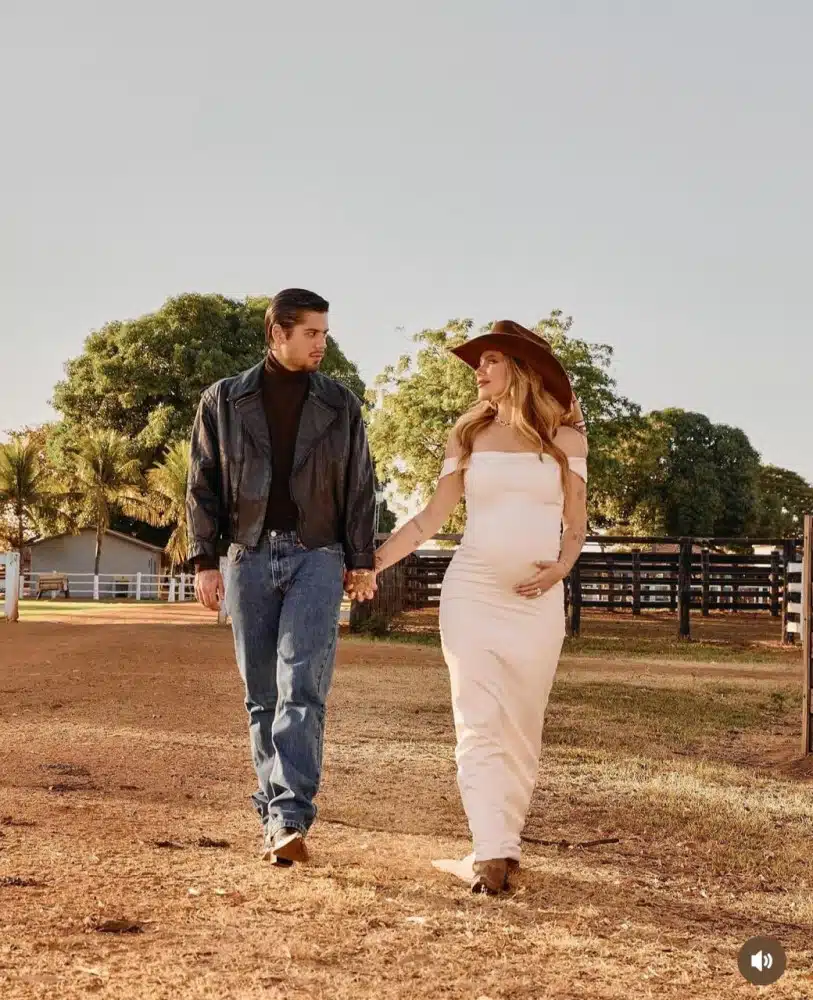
[566, 526, 586, 547]
[559, 524, 587, 572]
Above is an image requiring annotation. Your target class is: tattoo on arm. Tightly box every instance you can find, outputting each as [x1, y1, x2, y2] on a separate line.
[566, 527, 587, 547]
[559, 524, 587, 573]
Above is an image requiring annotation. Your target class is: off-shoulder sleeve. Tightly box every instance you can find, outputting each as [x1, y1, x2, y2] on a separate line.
[568, 457, 587, 483]
[440, 456, 460, 478]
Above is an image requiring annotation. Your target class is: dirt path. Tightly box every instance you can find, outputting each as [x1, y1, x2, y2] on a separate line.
[1, 613, 811, 998]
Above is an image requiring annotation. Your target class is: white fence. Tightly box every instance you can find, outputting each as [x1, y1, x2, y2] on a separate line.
[787, 561, 803, 635]
[11, 571, 196, 602]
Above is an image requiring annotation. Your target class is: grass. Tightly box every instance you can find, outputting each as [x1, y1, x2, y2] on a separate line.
[564, 633, 796, 664]
[346, 628, 799, 665]
[549, 679, 790, 741]
[533, 743, 813, 888]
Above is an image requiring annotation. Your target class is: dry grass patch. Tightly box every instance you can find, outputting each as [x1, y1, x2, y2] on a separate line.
[1, 617, 811, 998]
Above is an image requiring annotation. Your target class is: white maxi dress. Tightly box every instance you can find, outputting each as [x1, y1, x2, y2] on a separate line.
[432, 450, 587, 881]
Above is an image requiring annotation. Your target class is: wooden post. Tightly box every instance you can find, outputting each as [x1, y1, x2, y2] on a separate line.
[632, 550, 641, 616]
[93, 574, 100, 601]
[801, 515, 812, 756]
[678, 537, 692, 640]
[4, 552, 20, 622]
[569, 558, 582, 637]
[168, 577, 176, 603]
[701, 547, 710, 617]
[179, 572, 186, 602]
[607, 562, 616, 613]
[136, 572, 142, 601]
[217, 556, 229, 625]
[770, 549, 781, 618]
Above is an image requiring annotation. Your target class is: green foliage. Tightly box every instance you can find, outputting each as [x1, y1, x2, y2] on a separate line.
[52, 293, 366, 459]
[752, 465, 813, 536]
[376, 499, 397, 534]
[712, 425, 762, 536]
[367, 320, 476, 533]
[598, 409, 762, 536]
[137, 440, 192, 568]
[533, 312, 641, 530]
[67, 429, 146, 573]
[0, 432, 63, 551]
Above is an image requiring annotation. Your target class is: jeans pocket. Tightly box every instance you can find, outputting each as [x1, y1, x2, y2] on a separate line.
[228, 543, 247, 565]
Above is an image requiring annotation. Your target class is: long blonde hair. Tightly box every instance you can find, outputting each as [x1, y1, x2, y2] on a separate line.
[455, 356, 577, 497]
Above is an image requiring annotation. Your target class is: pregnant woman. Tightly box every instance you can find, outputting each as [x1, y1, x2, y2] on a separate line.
[374, 321, 588, 894]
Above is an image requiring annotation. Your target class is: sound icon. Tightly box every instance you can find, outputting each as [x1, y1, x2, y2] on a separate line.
[739, 936, 786, 985]
[750, 950, 773, 972]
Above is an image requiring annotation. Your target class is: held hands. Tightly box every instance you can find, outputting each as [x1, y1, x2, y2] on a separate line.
[514, 561, 567, 600]
[195, 568, 225, 612]
[344, 568, 377, 602]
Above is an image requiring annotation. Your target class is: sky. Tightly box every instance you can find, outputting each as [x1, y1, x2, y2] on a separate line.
[2, 1, 811, 479]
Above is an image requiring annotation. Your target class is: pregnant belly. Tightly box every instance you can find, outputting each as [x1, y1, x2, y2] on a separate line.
[459, 504, 563, 586]
[458, 535, 561, 589]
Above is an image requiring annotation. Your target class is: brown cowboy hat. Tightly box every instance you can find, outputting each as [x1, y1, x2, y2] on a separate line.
[449, 320, 574, 409]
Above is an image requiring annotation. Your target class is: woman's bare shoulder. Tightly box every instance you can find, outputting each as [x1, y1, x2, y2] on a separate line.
[554, 424, 588, 458]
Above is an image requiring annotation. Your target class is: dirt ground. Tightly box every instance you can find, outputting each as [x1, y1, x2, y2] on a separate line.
[396, 605, 791, 646]
[1, 604, 812, 998]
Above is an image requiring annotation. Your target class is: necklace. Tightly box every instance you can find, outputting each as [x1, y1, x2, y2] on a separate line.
[493, 413, 511, 427]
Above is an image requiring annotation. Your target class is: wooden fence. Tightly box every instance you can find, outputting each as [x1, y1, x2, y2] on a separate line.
[350, 534, 805, 642]
[566, 538, 802, 641]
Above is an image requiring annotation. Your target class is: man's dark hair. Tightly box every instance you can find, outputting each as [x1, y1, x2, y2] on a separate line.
[265, 288, 329, 346]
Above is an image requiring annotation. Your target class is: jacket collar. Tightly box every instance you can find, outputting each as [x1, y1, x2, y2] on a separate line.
[227, 360, 340, 466]
[227, 359, 339, 409]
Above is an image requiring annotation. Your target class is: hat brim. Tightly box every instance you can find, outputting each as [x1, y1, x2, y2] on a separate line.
[449, 334, 573, 409]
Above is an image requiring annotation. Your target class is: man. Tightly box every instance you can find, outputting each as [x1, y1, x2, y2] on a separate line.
[187, 288, 377, 865]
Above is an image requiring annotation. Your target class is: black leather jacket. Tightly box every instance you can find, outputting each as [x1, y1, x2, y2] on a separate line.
[186, 361, 376, 570]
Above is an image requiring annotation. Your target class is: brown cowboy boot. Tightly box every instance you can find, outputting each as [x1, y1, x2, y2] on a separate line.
[471, 859, 508, 895]
[504, 858, 520, 888]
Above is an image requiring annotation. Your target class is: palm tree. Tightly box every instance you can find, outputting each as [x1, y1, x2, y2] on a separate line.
[0, 437, 56, 551]
[140, 440, 191, 569]
[72, 430, 146, 575]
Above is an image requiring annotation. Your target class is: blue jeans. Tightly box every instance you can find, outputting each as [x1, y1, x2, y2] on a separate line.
[224, 530, 345, 837]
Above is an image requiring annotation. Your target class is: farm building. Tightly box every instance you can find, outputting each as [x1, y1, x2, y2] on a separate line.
[28, 529, 165, 579]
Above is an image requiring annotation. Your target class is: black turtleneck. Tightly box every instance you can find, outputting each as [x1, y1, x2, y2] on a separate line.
[262, 352, 310, 532]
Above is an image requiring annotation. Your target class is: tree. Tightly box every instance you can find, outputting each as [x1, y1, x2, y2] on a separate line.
[600, 409, 762, 537]
[711, 425, 761, 536]
[367, 320, 476, 534]
[752, 465, 813, 536]
[52, 294, 366, 459]
[374, 479, 398, 534]
[533, 312, 641, 530]
[0, 435, 60, 551]
[70, 430, 146, 574]
[367, 313, 639, 533]
[134, 440, 192, 569]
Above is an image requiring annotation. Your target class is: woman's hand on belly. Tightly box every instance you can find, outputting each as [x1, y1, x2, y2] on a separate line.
[513, 560, 567, 600]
